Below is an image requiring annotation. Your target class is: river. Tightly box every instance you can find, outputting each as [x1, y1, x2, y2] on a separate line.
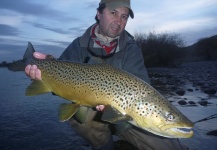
[0, 61, 217, 150]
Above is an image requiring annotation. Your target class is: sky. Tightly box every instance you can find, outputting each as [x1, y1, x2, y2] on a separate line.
[0, 0, 217, 62]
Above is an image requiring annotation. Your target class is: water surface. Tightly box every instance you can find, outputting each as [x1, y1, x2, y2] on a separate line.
[0, 68, 91, 150]
[0, 66, 216, 150]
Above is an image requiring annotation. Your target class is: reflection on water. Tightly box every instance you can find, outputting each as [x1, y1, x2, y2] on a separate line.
[0, 67, 216, 150]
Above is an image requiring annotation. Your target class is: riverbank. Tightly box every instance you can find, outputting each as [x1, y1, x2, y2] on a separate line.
[147, 61, 217, 150]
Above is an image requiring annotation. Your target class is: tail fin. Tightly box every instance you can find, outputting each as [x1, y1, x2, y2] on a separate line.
[23, 42, 35, 63]
[8, 42, 35, 72]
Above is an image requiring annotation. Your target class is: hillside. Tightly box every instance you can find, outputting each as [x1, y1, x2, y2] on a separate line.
[182, 35, 217, 62]
[136, 32, 217, 68]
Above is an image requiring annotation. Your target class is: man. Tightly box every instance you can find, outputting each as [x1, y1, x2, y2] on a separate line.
[25, 0, 184, 150]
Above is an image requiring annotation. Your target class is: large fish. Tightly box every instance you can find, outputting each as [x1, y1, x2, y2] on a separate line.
[25, 42, 193, 138]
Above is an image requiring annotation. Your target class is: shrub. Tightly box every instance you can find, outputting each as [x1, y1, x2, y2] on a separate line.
[134, 31, 185, 67]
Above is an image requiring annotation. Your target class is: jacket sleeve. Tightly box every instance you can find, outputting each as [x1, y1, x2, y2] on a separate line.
[122, 42, 151, 84]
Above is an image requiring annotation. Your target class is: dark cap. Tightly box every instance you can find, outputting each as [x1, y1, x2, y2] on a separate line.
[100, 0, 134, 18]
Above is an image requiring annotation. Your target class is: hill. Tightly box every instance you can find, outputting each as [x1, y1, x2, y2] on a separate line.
[182, 35, 217, 62]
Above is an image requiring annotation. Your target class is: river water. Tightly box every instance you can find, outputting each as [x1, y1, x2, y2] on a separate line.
[0, 68, 91, 150]
[0, 63, 216, 150]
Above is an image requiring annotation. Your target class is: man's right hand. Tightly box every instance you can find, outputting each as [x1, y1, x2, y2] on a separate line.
[25, 52, 47, 80]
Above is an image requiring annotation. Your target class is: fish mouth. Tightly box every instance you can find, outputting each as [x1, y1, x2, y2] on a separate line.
[171, 127, 193, 134]
[167, 127, 194, 138]
[159, 121, 194, 138]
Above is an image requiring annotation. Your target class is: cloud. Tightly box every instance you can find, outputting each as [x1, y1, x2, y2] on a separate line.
[0, 15, 23, 26]
[127, 1, 217, 45]
[0, 24, 20, 36]
[69, 26, 87, 36]
[42, 39, 71, 47]
[155, 17, 217, 32]
[0, 42, 27, 61]
[85, 0, 98, 9]
[29, 22, 70, 34]
[0, 0, 54, 16]
[0, 0, 76, 21]
[0, 38, 64, 62]
[0, 0, 217, 62]
[32, 43, 64, 57]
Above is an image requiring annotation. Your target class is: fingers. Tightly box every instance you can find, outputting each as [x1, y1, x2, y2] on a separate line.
[24, 52, 46, 80]
[33, 52, 47, 59]
[96, 105, 105, 111]
[25, 64, 31, 76]
[25, 64, 42, 80]
[35, 69, 42, 80]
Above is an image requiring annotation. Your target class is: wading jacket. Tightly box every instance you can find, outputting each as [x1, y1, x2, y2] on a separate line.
[59, 23, 150, 84]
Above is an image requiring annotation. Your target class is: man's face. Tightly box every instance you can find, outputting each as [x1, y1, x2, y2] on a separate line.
[97, 7, 129, 38]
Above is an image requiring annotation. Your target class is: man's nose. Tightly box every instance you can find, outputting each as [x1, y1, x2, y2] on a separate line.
[114, 16, 122, 25]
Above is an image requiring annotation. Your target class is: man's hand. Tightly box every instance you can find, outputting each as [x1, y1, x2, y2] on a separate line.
[96, 105, 105, 111]
[25, 52, 47, 80]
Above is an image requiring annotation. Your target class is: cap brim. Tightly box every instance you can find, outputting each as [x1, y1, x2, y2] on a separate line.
[129, 9, 134, 19]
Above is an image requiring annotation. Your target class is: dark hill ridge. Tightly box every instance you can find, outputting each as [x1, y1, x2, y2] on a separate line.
[138, 33, 217, 68]
[182, 35, 217, 62]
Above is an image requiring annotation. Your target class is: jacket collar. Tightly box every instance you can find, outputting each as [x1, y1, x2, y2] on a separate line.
[79, 23, 134, 51]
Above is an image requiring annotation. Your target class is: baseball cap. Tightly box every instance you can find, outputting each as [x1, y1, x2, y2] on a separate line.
[100, 0, 134, 18]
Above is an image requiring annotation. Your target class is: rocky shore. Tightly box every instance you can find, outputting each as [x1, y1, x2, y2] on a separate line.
[147, 61, 217, 107]
[147, 61, 217, 150]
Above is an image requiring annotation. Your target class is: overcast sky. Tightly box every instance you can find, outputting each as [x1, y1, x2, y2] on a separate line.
[0, 0, 217, 62]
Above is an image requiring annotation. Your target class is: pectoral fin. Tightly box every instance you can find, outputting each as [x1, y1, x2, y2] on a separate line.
[58, 103, 80, 122]
[26, 80, 51, 96]
[102, 105, 132, 124]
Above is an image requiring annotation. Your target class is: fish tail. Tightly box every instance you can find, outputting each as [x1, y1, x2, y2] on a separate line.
[23, 42, 35, 65]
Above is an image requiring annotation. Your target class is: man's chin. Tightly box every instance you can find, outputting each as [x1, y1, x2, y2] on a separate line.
[108, 32, 120, 38]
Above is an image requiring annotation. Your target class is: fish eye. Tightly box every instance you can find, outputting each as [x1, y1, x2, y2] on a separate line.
[167, 114, 175, 121]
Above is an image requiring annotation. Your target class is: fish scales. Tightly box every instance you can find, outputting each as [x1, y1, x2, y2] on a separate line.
[32, 59, 151, 112]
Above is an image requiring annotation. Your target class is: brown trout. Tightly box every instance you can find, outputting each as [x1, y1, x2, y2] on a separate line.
[25, 42, 193, 138]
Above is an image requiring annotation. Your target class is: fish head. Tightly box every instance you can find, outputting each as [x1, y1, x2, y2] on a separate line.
[132, 95, 194, 138]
